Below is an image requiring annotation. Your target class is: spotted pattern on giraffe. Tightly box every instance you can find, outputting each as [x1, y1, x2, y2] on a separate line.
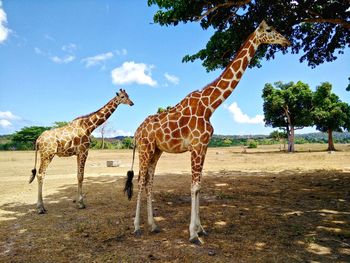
[126, 20, 290, 244]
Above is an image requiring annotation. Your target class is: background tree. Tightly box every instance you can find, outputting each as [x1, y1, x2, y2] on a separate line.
[157, 106, 171, 113]
[122, 137, 134, 149]
[262, 81, 313, 152]
[97, 121, 109, 149]
[52, 121, 68, 128]
[312, 82, 350, 151]
[149, 0, 350, 71]
[12, 126, 51, 149]
[269, 130, 288, 150]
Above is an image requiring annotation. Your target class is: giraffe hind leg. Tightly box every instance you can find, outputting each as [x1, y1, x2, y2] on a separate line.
[37, 154, 54, 214]
[146, 148, 162, 234]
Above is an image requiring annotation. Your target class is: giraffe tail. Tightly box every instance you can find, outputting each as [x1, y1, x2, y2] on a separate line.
[29, 141, 38, 184]
[124, 143, 136, 200]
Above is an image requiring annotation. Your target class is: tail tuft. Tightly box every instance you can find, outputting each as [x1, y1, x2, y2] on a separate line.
[29, 169, 37, 184]
[124, 170, 134, 200]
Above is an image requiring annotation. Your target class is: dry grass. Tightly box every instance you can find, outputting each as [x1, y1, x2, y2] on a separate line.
[0, 144, 349, 262]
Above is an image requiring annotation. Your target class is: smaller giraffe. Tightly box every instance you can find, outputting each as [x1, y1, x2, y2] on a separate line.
[30, 89, 134, 214]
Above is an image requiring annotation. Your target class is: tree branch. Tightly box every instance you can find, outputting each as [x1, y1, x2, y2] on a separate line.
[194, 0, 251, 21]
[302, 17, 350, 29]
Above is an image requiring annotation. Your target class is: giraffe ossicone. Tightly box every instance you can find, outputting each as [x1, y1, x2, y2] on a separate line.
[124, 20, 290, 244]
[30, 89, 134, 214]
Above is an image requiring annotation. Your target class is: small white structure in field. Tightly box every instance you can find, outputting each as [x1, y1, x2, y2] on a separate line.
[106, 160, 121, 167]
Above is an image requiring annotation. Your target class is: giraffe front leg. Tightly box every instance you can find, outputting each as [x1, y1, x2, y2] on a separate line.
[189, 146, 207, 244]
[77, 152, 88, 209]
[189, 181, 202, 244]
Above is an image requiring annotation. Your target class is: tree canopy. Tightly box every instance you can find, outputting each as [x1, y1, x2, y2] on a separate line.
[148, 0, 350, 71]
[312, 82, 350, 150]
[52, 121, 69, 128]
[262, 81, 313, 151]
[11, 126, 51, 149]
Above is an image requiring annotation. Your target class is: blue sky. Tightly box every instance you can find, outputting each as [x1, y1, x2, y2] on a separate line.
[0, 0, 349, 137]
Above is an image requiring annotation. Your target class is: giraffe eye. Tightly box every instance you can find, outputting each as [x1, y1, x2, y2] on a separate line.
[266, 28, 272, 33]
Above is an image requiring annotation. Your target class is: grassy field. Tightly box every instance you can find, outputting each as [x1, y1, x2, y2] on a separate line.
[0, 144, 349, 262]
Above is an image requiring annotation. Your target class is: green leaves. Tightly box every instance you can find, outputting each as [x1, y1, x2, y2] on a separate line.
[313, 82, 350, 132]
[12, 126, 51, 145]
[149, 0, 350, 71]
[262, 81, 314, 130]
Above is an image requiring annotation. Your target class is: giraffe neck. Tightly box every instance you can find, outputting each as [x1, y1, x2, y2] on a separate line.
[79, 97, 120, 134]
[202, 31, 259, 115]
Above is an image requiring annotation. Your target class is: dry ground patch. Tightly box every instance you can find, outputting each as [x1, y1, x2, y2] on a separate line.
[0, 144, 349, 262]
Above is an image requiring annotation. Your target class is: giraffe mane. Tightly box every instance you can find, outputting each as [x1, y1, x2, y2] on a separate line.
[73, 108, 101, 121]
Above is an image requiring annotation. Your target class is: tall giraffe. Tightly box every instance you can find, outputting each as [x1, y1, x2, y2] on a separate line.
[30, 89, 134, 214]
[124, 20, 290, 244]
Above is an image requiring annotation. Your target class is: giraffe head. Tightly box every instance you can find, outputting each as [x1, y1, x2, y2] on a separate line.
[255, 20, 290, 47]
[116, 89, 134, 106]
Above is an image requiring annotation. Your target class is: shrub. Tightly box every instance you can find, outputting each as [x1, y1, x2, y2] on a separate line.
[247, 139, 258, 148]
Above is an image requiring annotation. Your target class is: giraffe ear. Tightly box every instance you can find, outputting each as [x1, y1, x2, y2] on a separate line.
[116, 92, 119, 96]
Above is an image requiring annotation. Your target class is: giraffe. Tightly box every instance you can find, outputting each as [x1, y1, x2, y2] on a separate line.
[124, 20, 290, 244]
[30, 89, 134, 214]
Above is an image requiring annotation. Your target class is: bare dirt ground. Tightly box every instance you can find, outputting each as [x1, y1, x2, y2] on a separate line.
[0, 144, 350, 262]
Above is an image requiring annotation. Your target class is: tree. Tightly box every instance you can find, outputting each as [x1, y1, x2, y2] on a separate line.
[12, 126, 51, 149]
[122, 137, 134, 149]
[269, 130, 287, 150]
[97, 121, 109, 149]
[262, 81, 313, 152]
[148, 0, 350, 71]
[157, 106, 171, 113]
[52, 121, 68, 128]
[312, 82, 350, 151]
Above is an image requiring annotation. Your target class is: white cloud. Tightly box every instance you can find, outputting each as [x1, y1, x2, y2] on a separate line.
[111, 61, 157, 86]
[226, 102, 264, 124]
[50, 55, 75, 64]
[62, 43, 77, 53]
[0, 111, 21, 129]
[0, 111, 20, 120]
[34, 47, 44, 55]
[92, 129, 132, 138]
[82, 52, 114, 68]
[0, 119, 12, 127]
[164, 72, 179, 85]
[0, 1, 9, 43]
[44, 34, 55, 41]
[115, 48, 127, 56]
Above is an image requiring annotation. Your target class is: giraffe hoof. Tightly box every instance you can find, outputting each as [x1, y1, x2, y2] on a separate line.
[37, 207, 47, 214]
[78, 203, 86, 209]
[198, 230, 208, 237]
[189, 236, 203, 245]
[134, 229, 142, 237]
[150, 225, 161, 234]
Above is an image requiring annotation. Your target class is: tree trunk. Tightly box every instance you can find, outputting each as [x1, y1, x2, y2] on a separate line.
[101, 134, 105, 149]
[288, 126, 295, 152]
[327, 128, 336, 151]
[284, 107, 295, 153]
